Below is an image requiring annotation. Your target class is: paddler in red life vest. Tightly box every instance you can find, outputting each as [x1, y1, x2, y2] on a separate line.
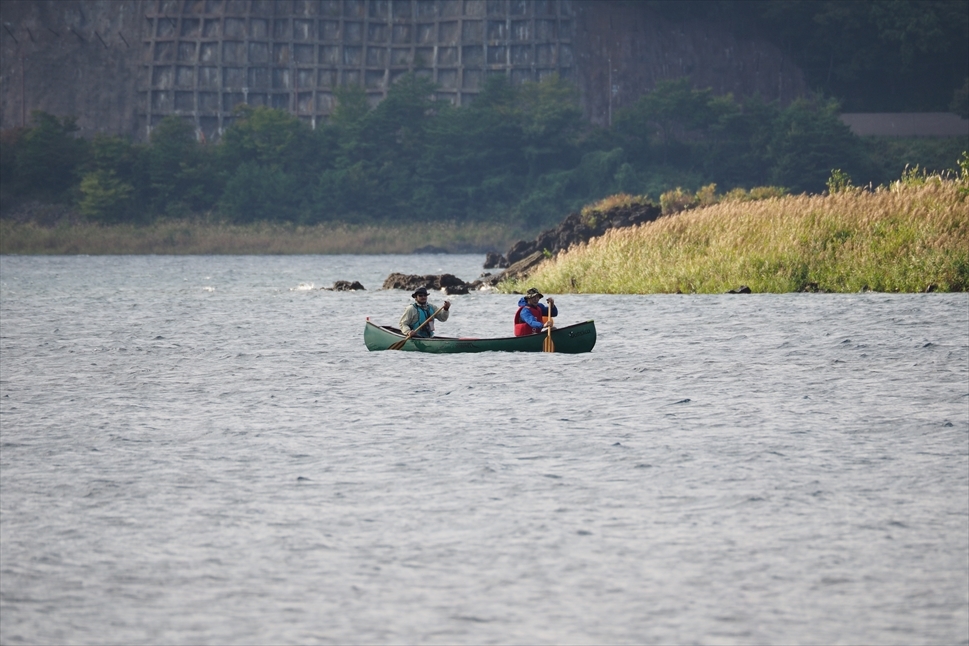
[514, 287, 557, 337]
[400, 286, 450, 338]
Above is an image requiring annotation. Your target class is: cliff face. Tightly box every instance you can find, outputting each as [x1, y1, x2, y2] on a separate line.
[0, 0, 144, 137]
[572, 1, 807, 126]
[0, 0, 806, 139]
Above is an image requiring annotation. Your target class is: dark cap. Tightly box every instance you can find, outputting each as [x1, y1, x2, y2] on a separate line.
[412, 287, 430, 297]
[525, 287, 543, 299]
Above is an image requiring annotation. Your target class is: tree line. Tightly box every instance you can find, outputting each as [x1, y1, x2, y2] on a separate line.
[1, 74, 965, 229]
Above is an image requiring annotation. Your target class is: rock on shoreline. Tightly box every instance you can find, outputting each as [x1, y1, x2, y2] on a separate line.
[381, 272, 478, 295]
[475, 200, 664, 287]
[503, 202, 662, 265]
[380, 200, 665, 293]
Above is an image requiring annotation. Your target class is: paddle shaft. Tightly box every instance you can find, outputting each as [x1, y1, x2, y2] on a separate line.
[543, 300, 555, 352]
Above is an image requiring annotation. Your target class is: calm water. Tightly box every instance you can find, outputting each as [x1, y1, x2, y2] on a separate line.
[1, 255, 967, 645]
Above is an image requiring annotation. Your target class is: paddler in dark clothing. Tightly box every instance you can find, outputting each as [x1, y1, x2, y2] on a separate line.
[514, 287, 557, 336]
[400, 286, 450, 338]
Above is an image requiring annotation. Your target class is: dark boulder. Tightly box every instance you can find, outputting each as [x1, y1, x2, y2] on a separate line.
[382, 272, 472, 294]
[478, 204, 662, 286]
[385, 200, 664, 291]
[726, 285, 752, 294]
[326, 280, 366, 291]
[484, 251, 509, 269]
[501, 251, 546, 281]
[470, 251, 547, 289]
[505, 202, 662, 265]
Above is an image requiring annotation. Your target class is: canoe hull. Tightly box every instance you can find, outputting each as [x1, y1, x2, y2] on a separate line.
[364, 320, 596, 353]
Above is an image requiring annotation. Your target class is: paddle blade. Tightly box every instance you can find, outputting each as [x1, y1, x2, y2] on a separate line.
[388, 338, 407, 350]
[543, 329, 555, 352]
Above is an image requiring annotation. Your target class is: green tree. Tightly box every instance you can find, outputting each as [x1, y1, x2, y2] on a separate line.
[615, 78, 736, 165]
[330, 84, 370, 132]
[516, 74, 585, 178]
[701, 96, 780, 189]
[418, 76, 526, 219]
[328, 84, 371, 167]
[313, 85, 374, 221]
[319, 75, 446, 220]
[764, 98, 868, 193]
[148, 116, 199, 216]
[78, 170, 135, 223]
[361, 74, 444, 214]
[14, 111, 88, 201]
[219, 105, 321, 174]
[218, 161, 300, 223]
[216, 105, 325, 220]
[79, 133, 149, 220]
[0, 127, 27, 204]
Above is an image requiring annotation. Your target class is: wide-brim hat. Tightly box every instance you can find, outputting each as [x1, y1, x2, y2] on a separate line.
[525, 287, 543, 299]
[412, 287, 430, 297]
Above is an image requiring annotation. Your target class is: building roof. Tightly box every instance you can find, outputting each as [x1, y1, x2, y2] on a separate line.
[840, 113, 969, 137]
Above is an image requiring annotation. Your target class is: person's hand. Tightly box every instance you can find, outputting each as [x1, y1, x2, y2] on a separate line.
[443, 300, 451, 310]
[406, 330, 416, 338]
[546, 297, 554, 307]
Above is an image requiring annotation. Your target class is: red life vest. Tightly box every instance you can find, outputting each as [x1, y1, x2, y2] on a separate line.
[514, 304, 546, 337]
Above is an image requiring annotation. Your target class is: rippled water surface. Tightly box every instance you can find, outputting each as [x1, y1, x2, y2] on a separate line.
[1, 255, 967, 645]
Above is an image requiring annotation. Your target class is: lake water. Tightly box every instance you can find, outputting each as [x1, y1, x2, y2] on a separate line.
[1, 255, 967, 645]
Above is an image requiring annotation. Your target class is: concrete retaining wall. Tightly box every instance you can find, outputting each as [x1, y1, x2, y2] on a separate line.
[1, 0, 809, 139]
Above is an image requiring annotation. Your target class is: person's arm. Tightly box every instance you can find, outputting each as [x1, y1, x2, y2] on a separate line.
[540, 299, 557, 329]
[399, 305, 418, 334]
[519, 306, 544, 331]
[433, 301, 451, 322]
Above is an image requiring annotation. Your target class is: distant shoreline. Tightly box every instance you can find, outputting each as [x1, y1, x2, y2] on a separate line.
[6, 166, 967, 295]
[0, 218, 524, 256]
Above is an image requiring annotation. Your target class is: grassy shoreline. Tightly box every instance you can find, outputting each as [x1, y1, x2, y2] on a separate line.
[5, 168, 967, 295]
[0, 219, 523, 255]
[508, 176, 968, 294]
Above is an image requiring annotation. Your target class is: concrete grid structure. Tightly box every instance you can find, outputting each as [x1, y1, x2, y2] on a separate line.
[141, 0, 576, 138]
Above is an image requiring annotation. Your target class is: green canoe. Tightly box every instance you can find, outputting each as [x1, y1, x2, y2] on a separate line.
[364, 319, 597, 353]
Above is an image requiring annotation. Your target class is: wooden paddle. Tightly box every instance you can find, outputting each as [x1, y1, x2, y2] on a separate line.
[389, 305, 446, 350]
[543, 300, 555, 353]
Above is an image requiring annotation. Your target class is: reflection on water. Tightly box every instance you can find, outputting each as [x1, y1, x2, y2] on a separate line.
[1, 255, 967, 645]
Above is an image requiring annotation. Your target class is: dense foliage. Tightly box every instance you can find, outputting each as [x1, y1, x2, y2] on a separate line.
[1, 75, 966, 229]
[649, 0, 969, 114]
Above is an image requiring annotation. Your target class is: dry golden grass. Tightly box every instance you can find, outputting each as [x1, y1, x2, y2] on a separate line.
[0, 219, 521, 255]
[580, 193, 652, 219]
[508, 178, 968, 294]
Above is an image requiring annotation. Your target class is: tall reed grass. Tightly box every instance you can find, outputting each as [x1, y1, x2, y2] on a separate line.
[509, 175, 968, 294]
[0, 219, 521, 255]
